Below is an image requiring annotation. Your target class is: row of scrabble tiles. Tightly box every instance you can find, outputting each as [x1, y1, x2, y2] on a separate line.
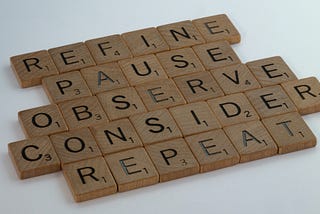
[10, 14, 240, 88]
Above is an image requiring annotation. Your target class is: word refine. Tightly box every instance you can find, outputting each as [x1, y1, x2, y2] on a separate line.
[8, 14, 320, 202]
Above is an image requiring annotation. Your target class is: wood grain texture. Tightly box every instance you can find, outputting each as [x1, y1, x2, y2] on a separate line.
[50, 128, 101, 165]
[129, 109, 182, 145]
[245, 85, 297, 118]
[185, 129, 240, 173]
[42, 71, 92, 103]
[169, 101, 221, 136]
[135, 79, 186, 111]
[281, 77, 320, 115]
[145, 138, 199, 182]
[63, 157, 117, 202]
[85, 34, 132, 64]
[58, 96, 108, 130]
[192, 14, 241, 44]
[10, 50, 59, 88]
[246, 56, 297, 86]
[193, 41, 241, 70]
[81, 63, 129, 95]
[8, 136, 60, 179]
[262, 112, 316, 154]
[122, 27, 169, 57]
[119, 54, 168, 86]
[207, 93, 260, 127]
[104, 147, 159, 192]
[211, 63, 261, 95]
[157, 20, 205, 49]
[173, 71, 224, 103]
[18, 104, 68, 138]
[48, 42, 95, 73]
[90, 118, 143, 155]
[224, 120, 278, 162]
[97, 87, 147, 120]
[156, 47, 205, 77]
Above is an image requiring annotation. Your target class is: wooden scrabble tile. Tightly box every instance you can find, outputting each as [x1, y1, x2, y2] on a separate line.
[262, 112, 317, 154]
[173, 71, 224, 103]
[193, 41, 241, 70]
[80, 63, 129, 95]
[118, 54, 168, 86]
[85, 34, 132, 64]
[157, 20, 205, 49]
[245, 85, 297, 118]
[104, 147, 159, 192]
[90, 118, 143, 155]
[210, 64, 261, 95]
[223, 120, 278, 162]
[281, 77, 320, 115]
[185, 129, 240, 173]
[48, 42, 95, 73]
[207, 93, 259, 127]
[169, 102, 221, 136]
[156, 47, 205, 77]
[135, 79, 186, 111]
[121, 27, 169, 56]
[145, 138, 199, 182]
[246, 56, 297, 86]
[42, 71, 92, 103]
[18, 104, 68, 138]
[63, 157, 117, 202]
[50, 128, 101, 165]
[58, 96, 108, 130]
[8, 136, 60, 179]
[10, 50, 59, 88]
[192, 14, 241, 44]
[129, 109, 182, 145]
[97, 87, 147, 120]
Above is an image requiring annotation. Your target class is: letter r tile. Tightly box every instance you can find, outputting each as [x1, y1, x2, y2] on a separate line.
[104, 147, 159, 192]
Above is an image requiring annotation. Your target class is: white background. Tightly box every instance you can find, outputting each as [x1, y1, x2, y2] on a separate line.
[0, 0, 319, 213]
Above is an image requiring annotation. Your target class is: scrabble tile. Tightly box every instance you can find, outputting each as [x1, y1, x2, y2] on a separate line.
[185, 129, 240, 173]
[281, 77, 320, 115]
[121, 27, 169, 56]
[145, 138, 199, 182]
[8, 136, 60, 179]
[207, 93, 259, 127]
[193, 41, 241, 70]
[58, 96, 108, 130]
[50, 128, 102, 165]
[104, 147, 159, 192]
[90, 118, 143, 155]
[262, 112, 317, 154]
[169, 102, 221, 136]
[80, 63, 129, 95]
[129, 109, 182, 145]
[85, 34, 132, 64]
[156, 47, 205, 77]
[97, 87, 147, 120]
[135, 79, 186, 111]
[157, 20, 205, 49]
[42, 71, 92, 103]
[192, 14, 241, 44]
[245, 85, 297, 118]
[10, 50, 59, 88]
[246, 56, 297, 86]
[210, 64, 261, 95]
[63, 157, 117, 202]
[49, 42, 95, 73]
[224, 120, 278, 162]
[118, 54, 168, 86]
[19, 104, 68, 138]
[173, 71, 224, 103]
